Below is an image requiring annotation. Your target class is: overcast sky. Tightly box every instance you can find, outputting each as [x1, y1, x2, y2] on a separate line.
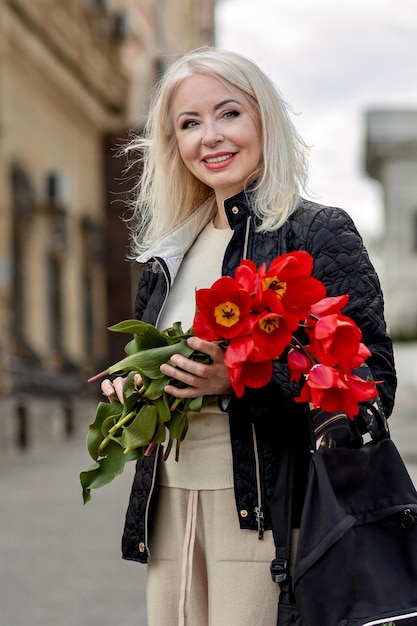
[215, 0, 417, 239]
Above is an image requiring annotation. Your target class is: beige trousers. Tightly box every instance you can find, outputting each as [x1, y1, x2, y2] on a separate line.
[146, 486, 279, 626]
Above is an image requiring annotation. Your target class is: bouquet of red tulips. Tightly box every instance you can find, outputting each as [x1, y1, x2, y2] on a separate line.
[80, 251, 379, 503]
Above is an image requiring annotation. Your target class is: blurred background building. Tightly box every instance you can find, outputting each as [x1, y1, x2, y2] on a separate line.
[365, 110, 417, 341]
[0, 0, 214, 453]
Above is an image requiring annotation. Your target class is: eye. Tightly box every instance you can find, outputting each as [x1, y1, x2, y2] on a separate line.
[180, 119, 199, 130]
[223, 110, 240, 119]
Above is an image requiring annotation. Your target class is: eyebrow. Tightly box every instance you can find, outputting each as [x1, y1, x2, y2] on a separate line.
[176, 99, 242, 121]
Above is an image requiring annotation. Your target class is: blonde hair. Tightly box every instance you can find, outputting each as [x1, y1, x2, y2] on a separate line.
[126, 47, 309, 257]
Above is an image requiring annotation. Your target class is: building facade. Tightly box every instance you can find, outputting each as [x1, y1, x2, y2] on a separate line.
[365, 110, 417, 340]
[0, 0, 214, 453]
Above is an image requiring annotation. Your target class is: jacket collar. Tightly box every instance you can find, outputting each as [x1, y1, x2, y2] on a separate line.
[223, 186, 255, 229]
[135, 187, 255, 283]
[135, 197, 214, 283]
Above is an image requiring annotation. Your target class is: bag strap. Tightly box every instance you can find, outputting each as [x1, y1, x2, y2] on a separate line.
[353, 363, 390, 442]
[311, 363, 390, 450]
[270, 443, 296, 590]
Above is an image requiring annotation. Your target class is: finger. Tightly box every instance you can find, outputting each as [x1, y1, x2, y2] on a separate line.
[160, 361, 201, 387]
[101, 379, 116, 399]
[134, 373, 143, 389]
[187, 336, 224, 361]
[112, 377, 125, 404]
[162, 355, 212, 381]
[162, 360, 232, 397]
[164, 383, 200, 399]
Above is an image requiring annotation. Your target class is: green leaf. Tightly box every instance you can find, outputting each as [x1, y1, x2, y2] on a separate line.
[108, 319, 157, 335]
[109, 320, 169, 357]
[163, 321, 188, 339]
[153, 395, 171, 423]
[122, 372, 143, 415]
[80, 440, 142, 504]
[120, 404, 158, 450]
[161, 408, 189, 462]
[168, 409, 189, 444]
[86, 402, 122, 461]
[144, 376, 168, 400]
[110, 319, 174, 351]
[124, 337, 140, 356]
[101, 414, 118, 437]
[108, 340, 194, 379]
[188, 395, 204, 412]
[137, 327, 171, 351]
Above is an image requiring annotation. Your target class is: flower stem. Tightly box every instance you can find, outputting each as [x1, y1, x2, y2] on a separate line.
[88, 368, 110, 384]
[144, 423, 163, 457]
[97, 410, 136, 454]
[161, 439, 173, 462]
[170, 397, 182, 411]
[289, 338, 318, 365]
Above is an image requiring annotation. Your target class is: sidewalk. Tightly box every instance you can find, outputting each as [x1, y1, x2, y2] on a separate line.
[0, 434, 147, 626]
[1, 343, 416, 626]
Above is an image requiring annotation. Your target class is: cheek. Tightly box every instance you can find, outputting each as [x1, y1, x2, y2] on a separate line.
[241, 122, 262, 164]
[247, 137, 263, 170]
[176, 134, 197, 165]
[252, 132, 263, 168]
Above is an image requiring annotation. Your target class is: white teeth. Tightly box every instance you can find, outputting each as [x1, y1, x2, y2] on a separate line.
[205, 154, 232, 164]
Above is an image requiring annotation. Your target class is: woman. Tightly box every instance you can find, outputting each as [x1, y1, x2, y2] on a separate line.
[102, 48, 396, 626]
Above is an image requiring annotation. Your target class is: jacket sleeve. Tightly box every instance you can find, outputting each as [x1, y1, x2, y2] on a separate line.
[304, 205, 396, 418]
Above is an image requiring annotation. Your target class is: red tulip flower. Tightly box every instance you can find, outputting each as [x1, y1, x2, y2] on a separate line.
[193, 276, 252, 341]
[287, 347, 315, 382]
[309, 294, 349, 318]
[223, 336, 273, 397]
[296, 363, 378, 419]
[262, 251, 326, 318]
[228, 358, 273, 398]
[250, 310, 296, 360]
[309, 314, 363, 367]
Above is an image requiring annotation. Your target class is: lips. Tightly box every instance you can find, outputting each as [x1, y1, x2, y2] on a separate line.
[202, 152, 236, 169]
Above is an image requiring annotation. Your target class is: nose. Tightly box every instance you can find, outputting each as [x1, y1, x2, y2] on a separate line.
[201, 121, 224, 147]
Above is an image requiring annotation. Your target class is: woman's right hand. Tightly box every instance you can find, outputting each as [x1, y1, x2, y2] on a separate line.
[101, 374, 143, 404]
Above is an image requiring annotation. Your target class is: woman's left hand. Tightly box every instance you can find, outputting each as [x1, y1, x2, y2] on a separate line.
[160, 336, 232, 398]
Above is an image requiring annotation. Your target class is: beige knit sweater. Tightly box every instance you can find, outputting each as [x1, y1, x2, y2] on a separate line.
[158, 219, 234, 490]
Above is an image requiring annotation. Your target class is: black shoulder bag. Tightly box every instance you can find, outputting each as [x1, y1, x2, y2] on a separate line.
[271, 399, 417, 626]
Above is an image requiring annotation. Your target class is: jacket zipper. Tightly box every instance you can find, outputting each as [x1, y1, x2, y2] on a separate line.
[243, 215, 251, 259]
[252, 424, 265, 540]
[244, 215, 264, 539]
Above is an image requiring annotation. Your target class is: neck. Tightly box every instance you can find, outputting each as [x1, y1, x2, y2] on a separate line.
[213, 209, 229, 229]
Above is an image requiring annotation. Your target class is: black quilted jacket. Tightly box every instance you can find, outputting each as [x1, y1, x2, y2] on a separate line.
[121, 191, 396, 563]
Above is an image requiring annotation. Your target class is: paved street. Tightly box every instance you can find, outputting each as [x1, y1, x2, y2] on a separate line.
[0, 343, 416, 626]
[0, 432, 147, 626]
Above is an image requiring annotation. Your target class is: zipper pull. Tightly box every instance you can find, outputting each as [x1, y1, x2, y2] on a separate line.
[255, 507, 264, 540]
[401, 508, 416, 529]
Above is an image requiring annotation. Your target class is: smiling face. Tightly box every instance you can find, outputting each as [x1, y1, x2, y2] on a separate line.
[170, 73, 263, 207]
